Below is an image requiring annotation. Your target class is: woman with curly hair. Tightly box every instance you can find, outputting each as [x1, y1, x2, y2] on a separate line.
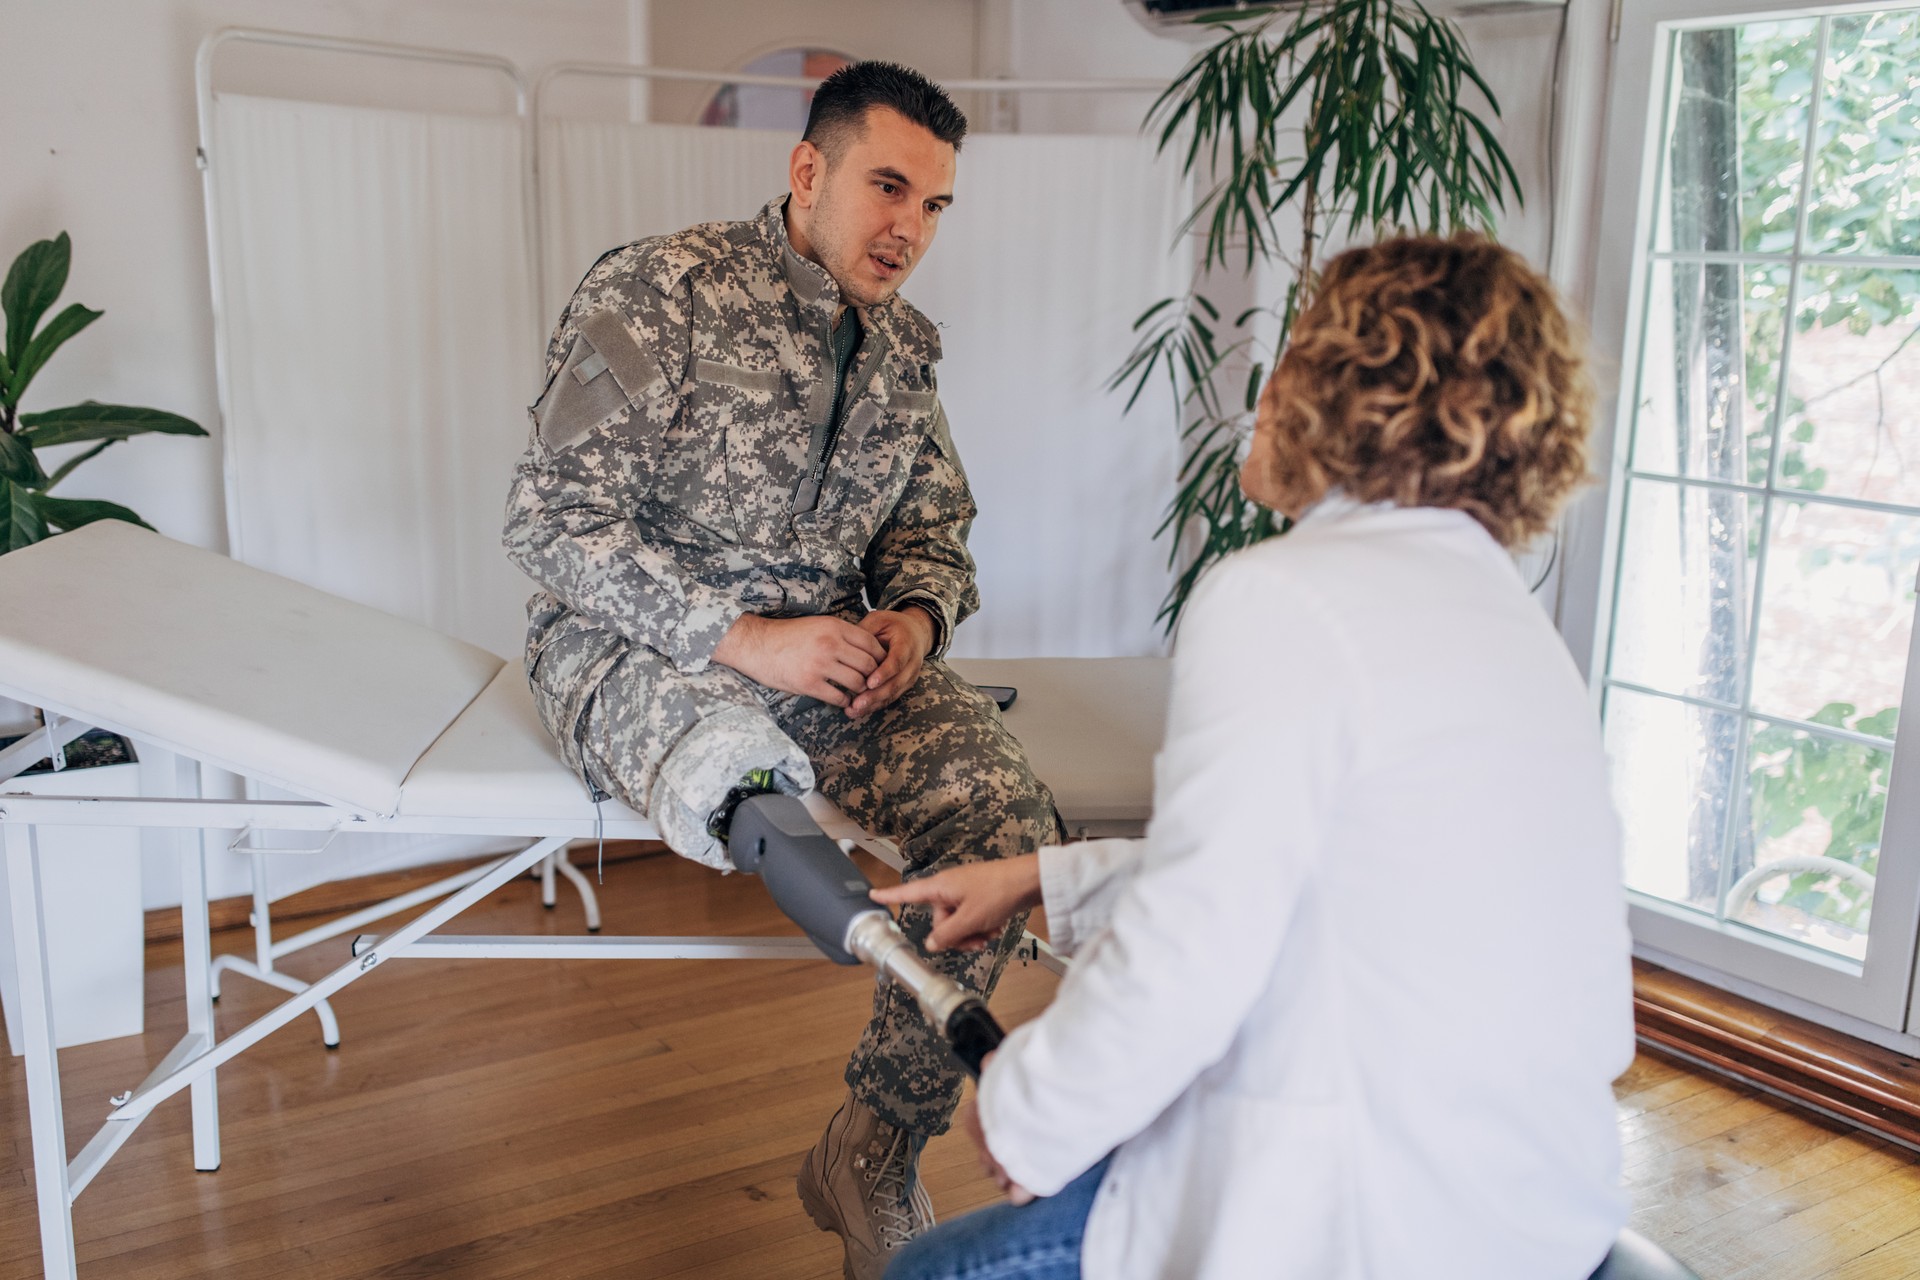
[875, 234, 1634, 1280]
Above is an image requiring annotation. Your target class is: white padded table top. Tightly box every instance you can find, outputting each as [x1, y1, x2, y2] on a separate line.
[0, 524, 1167, 832]
[404, 661, 1171, 831]
[398, 665, 649, 828]
[949, 657, 1169, 827]
[0, 522, 503, 817]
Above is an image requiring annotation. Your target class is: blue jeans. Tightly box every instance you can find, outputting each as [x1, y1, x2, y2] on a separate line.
[885, 1156, 1114, 1280]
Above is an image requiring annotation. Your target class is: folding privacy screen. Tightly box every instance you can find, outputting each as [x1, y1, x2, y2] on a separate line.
[200, 31, 1191, 664]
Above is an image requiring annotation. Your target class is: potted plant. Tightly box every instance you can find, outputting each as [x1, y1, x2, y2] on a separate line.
[1114, 1, 1522, 628]
[0, 232, 206, 1048]
[0, 231, 206, 552]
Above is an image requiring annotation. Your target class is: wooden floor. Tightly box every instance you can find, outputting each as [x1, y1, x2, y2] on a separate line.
[3, 852, 1919, 1279]
[1616, 1053, 1920, 1278]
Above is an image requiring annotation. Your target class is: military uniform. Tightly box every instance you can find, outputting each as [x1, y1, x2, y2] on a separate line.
[503, 197, 1056, 1135]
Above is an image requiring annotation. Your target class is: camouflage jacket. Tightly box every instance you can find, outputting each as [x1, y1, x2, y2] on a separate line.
[503, 197, 980, 706]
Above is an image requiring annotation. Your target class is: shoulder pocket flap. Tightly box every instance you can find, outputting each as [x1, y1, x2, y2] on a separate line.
[577, 308, 662, 401]
[694, 358, 783, 395]
[571, 350, 610, 384]
[889, 390, 938, 415]
[535, 333, 629, 455]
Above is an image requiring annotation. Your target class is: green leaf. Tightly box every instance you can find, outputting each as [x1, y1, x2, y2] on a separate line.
[0, 424, 48, 488]
[17, 402, 208, 449]
[3, 233, 71, 376]
[1116, 0, 1519, 629]
[36, 494, 153, 533]
[7, 302, 101, 401]
[1131, 296, 1177, 331]
[0, 479, 49, 553]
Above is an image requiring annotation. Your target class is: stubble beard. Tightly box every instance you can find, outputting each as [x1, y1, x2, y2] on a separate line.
[810, 191, 901, 309]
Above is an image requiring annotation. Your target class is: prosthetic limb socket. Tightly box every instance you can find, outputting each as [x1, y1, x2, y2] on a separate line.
[726, 793, 1005, 1077]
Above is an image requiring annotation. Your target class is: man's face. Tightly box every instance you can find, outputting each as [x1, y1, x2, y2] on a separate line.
[788, 106, 956, 308]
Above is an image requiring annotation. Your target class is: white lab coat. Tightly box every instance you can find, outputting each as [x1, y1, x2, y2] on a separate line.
[979, 495, 1634, 1280]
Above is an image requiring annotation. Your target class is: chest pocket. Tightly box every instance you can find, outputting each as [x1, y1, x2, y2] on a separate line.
[830, 386, 940, 554]
[688, 357, 807, 546]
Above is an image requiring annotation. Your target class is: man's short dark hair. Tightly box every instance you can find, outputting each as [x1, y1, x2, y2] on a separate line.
[803, 61, 968, 164]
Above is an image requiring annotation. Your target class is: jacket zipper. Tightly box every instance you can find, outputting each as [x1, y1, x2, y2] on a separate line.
[794, 323, 891, 514]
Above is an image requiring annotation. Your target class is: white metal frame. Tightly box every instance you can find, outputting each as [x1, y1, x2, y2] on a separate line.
[186, 37, 1158, 1029]
[1581, 0, 1920, 1031]
[52, 39, 1143, 1280]
[195, 28, 545, 562]
[190, 30, 596, 1035]
[0, 711, 963, 1280]
[529, 60, 1163, 334]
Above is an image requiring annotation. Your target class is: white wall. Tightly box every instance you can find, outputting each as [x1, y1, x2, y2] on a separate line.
[644, 0, 981, 124]
[996, 0, 1190, 135]
[0, 1, 631, 565]
[3, 0, 1583, 909]
[995, 0, 1575, 606]
[0, 0, 1566, 576]
[0, 0, 631, 907]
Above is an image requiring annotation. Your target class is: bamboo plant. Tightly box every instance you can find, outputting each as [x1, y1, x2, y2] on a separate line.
[1115, 0, 1522, 629]
[0, 232, 206, 553]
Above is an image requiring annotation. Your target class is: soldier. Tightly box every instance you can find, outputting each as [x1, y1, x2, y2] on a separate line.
[502, 61, 1058, 1279]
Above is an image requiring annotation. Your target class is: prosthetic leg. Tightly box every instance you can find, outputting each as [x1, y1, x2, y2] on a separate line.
[725, 793, 1005, 1076]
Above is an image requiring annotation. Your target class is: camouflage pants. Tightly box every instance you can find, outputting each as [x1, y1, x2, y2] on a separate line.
[569, 644, 1059, 1137]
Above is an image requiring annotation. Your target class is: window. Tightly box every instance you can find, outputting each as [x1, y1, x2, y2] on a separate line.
[1594, 3, 1920, 1029]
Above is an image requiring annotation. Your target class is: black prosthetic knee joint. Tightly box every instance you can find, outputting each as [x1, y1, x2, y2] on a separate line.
[726, 793, 875, 965]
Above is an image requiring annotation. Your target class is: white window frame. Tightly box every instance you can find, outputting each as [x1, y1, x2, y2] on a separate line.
[1576, 0, 1920, 1033]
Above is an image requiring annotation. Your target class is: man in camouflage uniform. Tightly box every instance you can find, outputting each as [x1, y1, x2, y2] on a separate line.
[502, 62, 1057, 1278]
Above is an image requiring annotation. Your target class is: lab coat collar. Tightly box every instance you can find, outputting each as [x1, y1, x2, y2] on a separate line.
[1296, 489, 1520, 576]
[1292, 489, 1385, 529]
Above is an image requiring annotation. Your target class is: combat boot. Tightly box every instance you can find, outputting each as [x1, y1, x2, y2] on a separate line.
[797, 1094, 936, 1280]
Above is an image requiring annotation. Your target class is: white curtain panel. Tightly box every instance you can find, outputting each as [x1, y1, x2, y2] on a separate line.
[538, 121, 1190, 656]
[207, 93, 539, 895]
[909, 134, 1189, 658]
[539, 118, 796, 323]
[210, 93, 538, 662]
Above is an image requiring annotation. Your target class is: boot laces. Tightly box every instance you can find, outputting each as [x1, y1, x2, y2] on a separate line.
[865, 1127, 926, 1250]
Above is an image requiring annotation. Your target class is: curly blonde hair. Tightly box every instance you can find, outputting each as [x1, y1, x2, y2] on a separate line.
[1244, 234, 1594, 549]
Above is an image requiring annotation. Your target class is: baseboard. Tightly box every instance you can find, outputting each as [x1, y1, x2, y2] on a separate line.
[1634, 960, 1920, 1148]
[144, 840, 669, 944]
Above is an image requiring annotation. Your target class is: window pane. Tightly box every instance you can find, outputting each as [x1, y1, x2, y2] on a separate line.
[1808, 12, 1920, 257]
[1729, 720, 1891, 961]
[1609, 478, 1757, 703]
[1781, 265, 1920, 504]
[1606, 685, 1743, 912]
[1750, 499, 1920, 728]
[1629, 261, 1789, 485]
[1655, 22, 1818, 256]
[1607, 10, 1920, 981]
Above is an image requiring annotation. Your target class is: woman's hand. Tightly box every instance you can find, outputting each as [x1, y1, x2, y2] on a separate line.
[959, 1055, 1034, 1205]
[869, 855, 1044, 952]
